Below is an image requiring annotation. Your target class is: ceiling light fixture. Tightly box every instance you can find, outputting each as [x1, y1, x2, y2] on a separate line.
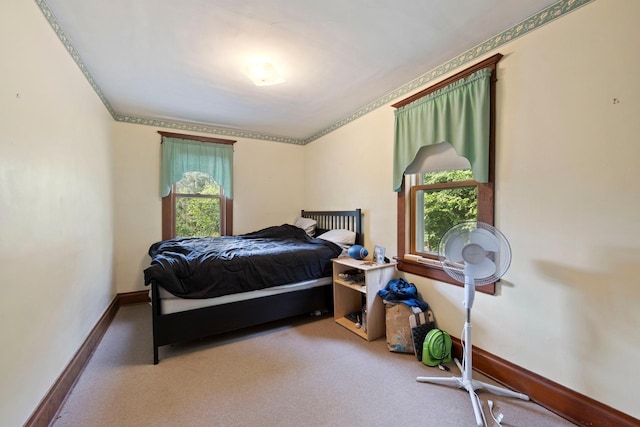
[245, 60, 285, 86]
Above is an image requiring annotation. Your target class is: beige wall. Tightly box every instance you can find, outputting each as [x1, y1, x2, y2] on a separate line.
[0, 1, 116, 425]
[112, 123, 306, 292]
[305, 0, 640, 419]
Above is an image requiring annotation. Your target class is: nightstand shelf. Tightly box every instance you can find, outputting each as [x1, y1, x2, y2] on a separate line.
[332, 257, 396, 341]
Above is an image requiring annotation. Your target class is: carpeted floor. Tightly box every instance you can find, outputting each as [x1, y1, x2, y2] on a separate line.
[53, 304, 575, 426]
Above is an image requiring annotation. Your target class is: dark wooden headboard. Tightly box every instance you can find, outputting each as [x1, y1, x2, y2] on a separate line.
[301, 209, 363, 245]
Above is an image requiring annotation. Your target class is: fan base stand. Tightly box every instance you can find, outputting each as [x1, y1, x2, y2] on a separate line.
[417, 302, 528, 426]
[417, 358, 529, 426]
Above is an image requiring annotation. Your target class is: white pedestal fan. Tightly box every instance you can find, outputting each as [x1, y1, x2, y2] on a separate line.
[416, 222, 529, 427]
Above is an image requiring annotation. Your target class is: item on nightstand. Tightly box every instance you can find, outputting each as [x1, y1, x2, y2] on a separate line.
[361, 306, 367, 333]
[348, 245, 369, 260]
[345, 312, 359, 323]
[338, 269, 365, 284]
[409, 309, 437, 361]
[421, 328, 452, 367]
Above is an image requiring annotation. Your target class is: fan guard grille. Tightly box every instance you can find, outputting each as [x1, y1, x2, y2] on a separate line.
[437, 221, 511, 286]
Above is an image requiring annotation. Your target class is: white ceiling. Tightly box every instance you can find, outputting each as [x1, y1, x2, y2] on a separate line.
[41, 0, 563, 143]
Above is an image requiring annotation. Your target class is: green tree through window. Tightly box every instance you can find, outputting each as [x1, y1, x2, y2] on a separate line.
[175, 172, 222, 237]
[417, 169, 477, 254]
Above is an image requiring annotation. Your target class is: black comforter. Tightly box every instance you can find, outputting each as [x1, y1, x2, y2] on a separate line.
[144, 224, 342, 299]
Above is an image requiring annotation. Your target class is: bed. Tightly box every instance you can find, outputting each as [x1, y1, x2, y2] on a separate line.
[145, 209, 362, 364]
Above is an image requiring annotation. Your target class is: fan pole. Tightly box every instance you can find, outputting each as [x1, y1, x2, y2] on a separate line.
[462, 276, 474, 384]
[461, 277, 484, 425]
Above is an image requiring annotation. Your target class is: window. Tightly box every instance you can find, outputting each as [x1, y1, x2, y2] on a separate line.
[173, 172, 225, 238]
[393, 55, 501, 294]
[412, 169, 477, 256]
[159, 131, 234, 240]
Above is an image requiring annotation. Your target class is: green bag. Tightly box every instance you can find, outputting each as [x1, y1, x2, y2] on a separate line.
[422, 328, 452, 366]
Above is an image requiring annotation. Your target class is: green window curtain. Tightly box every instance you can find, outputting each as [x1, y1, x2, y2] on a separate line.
[161, 137, 234, 199]
[393, 68, 492, 192]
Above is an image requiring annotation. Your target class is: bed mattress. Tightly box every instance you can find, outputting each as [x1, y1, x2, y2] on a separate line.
[154, 277, 332, 314]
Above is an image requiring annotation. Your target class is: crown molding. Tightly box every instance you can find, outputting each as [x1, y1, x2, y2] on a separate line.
[114, 113, 305, 145]
[36, 0, 593, 145]
[304, 0, 593, 143]
[35, 0, 117, 118]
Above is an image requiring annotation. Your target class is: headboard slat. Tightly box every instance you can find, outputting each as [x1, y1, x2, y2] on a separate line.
[301, 209, 363, 246]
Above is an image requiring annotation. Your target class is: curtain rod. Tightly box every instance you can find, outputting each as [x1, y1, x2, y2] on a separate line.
[158, 131, 236, 145]
[392, 53, 503, 109]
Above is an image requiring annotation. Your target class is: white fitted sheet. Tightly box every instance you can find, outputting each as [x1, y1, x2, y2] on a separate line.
[154, 277, 332, 315]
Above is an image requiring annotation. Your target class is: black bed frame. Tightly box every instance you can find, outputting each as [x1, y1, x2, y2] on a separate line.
[151, 209, 362, 364]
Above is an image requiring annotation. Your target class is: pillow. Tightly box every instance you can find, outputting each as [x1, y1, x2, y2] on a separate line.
[314, 227, 330, 237]
[316, 229, 356, 248]
[293, 216, 317, 236]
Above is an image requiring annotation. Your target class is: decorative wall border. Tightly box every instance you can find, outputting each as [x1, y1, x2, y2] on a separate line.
[303, 0, 594, 143]
[114, 113, 304, 145]
[36, 0, 593, 145]
[34, 0, 116, 118]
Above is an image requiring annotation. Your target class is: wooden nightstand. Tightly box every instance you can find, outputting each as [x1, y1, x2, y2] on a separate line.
[332, 257, 396, 341]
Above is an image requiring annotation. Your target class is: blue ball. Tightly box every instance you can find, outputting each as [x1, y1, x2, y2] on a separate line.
[348, 245, 368, 260]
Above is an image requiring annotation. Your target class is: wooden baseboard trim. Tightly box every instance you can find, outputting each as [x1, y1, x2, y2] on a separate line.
[118, 290, 150, 306]
[24, 294, 637, 427]
[25, 290, 149, 426]
[451, 340, 639, 427]
[25, 296, 119, 427]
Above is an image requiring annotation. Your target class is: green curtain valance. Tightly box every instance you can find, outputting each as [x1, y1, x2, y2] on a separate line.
[161, 137, 234, 199]
[393, 68, 492, 192]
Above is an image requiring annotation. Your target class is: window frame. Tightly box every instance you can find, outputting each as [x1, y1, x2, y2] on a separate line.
[393, 54, 501, 295]
[159, 131, 234, 240]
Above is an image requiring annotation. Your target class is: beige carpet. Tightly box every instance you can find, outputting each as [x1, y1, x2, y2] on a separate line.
[53, 304, 575, 426]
